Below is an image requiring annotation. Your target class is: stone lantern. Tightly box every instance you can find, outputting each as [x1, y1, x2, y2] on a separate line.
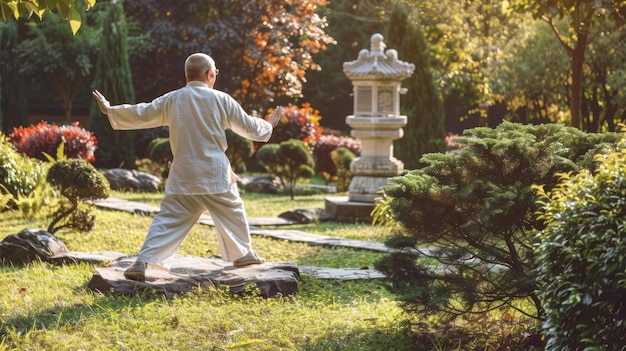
[324, 33, 414, 222]
[344, 33, 415, 203]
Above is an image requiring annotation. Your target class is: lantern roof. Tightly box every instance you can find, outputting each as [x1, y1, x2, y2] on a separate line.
[343, 34, 415, 81]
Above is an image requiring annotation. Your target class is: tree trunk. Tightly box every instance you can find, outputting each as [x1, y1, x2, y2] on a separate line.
[569, 40, 586, 129]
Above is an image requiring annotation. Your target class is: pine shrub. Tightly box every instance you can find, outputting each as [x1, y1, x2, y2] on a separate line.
[374, 122, 623, 322]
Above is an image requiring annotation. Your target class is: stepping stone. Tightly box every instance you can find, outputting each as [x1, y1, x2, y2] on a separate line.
[250, 229, 395, 252]
[89, 197, 160, 216]
[87, 255, 300, 298]
[299, 266, 385, 280]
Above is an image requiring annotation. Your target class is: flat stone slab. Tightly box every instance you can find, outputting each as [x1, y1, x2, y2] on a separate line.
[324, 196, 375, 223]
[250, 229, 395, 253]
[89, 197, 161, 216]
[88, 255, 300, 298]
[299, 266, 385, 280]
[49, 251, 387, 282]
[199, 215, 298, 227]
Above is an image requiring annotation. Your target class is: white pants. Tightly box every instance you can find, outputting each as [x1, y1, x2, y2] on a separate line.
[136, 185, 252, 269]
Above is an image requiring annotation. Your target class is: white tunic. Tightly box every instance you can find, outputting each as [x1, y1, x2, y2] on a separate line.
[107, 81, 273, 195]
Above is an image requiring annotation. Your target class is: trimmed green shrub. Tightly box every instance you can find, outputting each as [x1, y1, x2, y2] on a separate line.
[46, 159, 110, 233]
[255, 143, 283, 185]
[147, 137, 172, 179]
[278, 139, 315, 200]
[374, 122, 623, 322]
[535, 142, 626, 350]
[134, 127, 169, 159]
[256, 139, 315, 199]
[0, 134, 45, 198]
[312, 134, 360, 181]
[225, 129, 254, 173]
[330, 147, 355, 192]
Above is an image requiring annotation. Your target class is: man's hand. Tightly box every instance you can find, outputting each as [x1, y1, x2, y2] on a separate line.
[92, 90, 110, 115]
[266, 106, 284, 127]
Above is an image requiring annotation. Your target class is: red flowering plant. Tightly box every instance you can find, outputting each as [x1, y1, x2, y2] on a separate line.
[267, 103, 323, 147]
[312, 134, 361, 181]
[445, 132, 463, 151]
[9, 121, 98, 162]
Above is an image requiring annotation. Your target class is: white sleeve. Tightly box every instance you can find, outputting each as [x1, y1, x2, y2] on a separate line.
[224, 96, 273, 142]
[106, 94, 172, 130]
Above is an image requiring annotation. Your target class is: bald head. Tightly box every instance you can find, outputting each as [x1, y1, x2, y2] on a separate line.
[185, 53, 216, 83]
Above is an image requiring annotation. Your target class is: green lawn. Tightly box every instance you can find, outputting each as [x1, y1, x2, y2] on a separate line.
[0, 191, 534, 350]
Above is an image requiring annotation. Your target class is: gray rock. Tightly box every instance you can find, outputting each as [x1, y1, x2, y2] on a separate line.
[241, 175, 281, 194]
[278, 208, 324, 223]
[88, 255, 300, 298]
[103, 168, 162, 192]
[0, 229, 69, 264]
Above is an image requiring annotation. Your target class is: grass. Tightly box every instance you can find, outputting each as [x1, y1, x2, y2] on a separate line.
[0, 190, 535, 350]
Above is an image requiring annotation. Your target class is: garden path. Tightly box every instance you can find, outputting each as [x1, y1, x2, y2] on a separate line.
[90, 197, 394, 280]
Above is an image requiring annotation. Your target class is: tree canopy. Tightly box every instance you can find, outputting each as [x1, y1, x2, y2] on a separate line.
[123, 0, 334, 112]
[0, 0, 96, 34]
[509, 0, 626, 129]
[18, 8, 98, 122]
[386, 3, 446, 169]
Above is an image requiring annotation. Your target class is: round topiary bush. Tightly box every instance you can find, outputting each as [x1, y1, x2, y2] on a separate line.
[535, 141, 626, 350]
[46, 158, 110, 233]
[147, 137, 172, 178]
[225, 129, 254, 173]
[330, 146, 356, 192]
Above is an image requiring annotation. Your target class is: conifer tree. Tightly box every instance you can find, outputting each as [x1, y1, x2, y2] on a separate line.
[375, 122, 623, 322]
[89, 0, 136, 168]
[386, 3, 446, 170]
[0, 21, 28, 132]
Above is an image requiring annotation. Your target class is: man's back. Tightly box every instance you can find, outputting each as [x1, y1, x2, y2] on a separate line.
[165, 82, 272, 195]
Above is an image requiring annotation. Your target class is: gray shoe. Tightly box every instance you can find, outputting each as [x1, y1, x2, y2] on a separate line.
[233, 250, 266, 267]
[124, 260, 146, 282]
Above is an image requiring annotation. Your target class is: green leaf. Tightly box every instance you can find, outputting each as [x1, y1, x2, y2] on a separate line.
[0, 2, 19, 20]
[67, 7, 81, 34]
[20, 0, 40, 15]
[55, 0, 69, 19]
[45, 0, 59, 11]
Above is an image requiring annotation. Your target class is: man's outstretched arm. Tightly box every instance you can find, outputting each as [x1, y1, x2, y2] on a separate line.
[266, 106, 284, 127]
[92, 90, 110, 115]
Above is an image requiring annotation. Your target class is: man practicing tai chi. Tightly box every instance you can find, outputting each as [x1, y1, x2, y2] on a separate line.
[93, 53, 283, 282]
